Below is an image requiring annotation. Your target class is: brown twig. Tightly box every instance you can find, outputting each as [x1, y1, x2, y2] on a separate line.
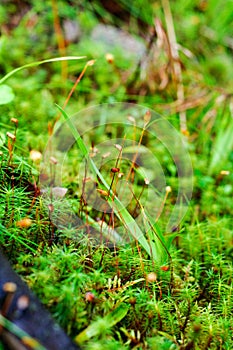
[161, 0, 187, 133]
[51, 0, 67, 81]
[62, 60, 95, 111]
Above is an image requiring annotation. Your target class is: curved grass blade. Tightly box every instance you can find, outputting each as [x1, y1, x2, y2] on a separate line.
[56, 104, 159, 261]
[74, 303, 129, 344]
[0, 56, 86, 85]
[79, 212, 124, 244]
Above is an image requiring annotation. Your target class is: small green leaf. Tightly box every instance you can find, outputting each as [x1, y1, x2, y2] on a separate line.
[75, 303, 129, 344]
[0, 84, 15, 105]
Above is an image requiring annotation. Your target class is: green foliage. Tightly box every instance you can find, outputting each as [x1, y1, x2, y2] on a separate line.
[75, 303, 129, 344]
[56, 104, 168, 264]
[0, 0, 233, 349]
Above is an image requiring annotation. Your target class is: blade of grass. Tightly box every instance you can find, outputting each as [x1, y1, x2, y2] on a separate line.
[55, 104, 161, 261]
[208, 116, 233, 174]
[74, 303, 129, 344]
[0, 56, 86, 85]
[79, 212, 124, 244]
[0, 314, 46, 350]
[138, 205, 168, 265]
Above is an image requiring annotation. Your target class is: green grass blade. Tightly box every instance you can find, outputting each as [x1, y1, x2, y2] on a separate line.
[0, 56, 86, 84]
[0, 314, 46, 350]
[79, 211, 124, 244]
[55, 104, 160, 261]
[74, 303, 129, 344]
[209, 116, 233, 174]
[141, 208, 168, 265]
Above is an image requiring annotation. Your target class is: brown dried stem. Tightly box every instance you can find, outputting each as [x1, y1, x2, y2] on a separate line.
[161, 0, 187, 133]
[51, 0, 67, 81]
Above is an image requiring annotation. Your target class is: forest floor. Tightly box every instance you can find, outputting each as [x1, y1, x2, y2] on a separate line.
[0, 1, 232, 349]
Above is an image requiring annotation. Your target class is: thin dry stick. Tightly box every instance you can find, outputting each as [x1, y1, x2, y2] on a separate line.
[161, 0, 187, 133]
[154, 186, 172, 222]
[62, 60, 95, 110]
[51, 0, 67, 81]
[46, 59, 94, 167]
[125, 112, 150, 182]
[52, 60, 95, 127]
[127, 130, 144, 181]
